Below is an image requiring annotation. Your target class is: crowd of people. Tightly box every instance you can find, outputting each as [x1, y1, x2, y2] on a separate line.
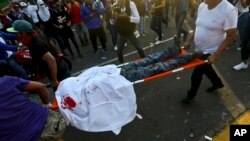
[1, 0, 250, 140]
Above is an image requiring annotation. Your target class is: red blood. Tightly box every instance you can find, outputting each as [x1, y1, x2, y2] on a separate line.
[64, 96, 76, 107]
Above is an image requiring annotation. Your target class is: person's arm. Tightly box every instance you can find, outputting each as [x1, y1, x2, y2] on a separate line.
[23, 80, 50, 105]
[1, 32, 17, 40]
[130, 1, 140, 24]
[0, 41, 17, 52]
[208, 28, 237, 64]
[42, 52, 59, 88]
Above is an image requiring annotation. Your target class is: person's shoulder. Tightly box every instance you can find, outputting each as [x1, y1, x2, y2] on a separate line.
[219, 0, 237, 12]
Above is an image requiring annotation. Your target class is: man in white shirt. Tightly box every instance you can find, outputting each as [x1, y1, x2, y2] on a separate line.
[181, 0, 238, 103]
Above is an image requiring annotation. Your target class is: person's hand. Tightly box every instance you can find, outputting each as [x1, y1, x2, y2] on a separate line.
[207, 53, 219, 64]
[51, 80, 59, 89]
[67, 22, 71, 26]
[43, 102, 52, 108]
[58, 25, 63, 29]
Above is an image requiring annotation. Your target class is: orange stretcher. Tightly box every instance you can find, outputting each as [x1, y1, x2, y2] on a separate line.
[50, 49, 207, 110]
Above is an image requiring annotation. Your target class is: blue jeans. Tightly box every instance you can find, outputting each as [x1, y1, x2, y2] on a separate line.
[120, 45, 193, 82]
[72, 23, 89, 44]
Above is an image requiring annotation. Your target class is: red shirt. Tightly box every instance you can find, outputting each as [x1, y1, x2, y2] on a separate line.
[65, 2, 83, 24]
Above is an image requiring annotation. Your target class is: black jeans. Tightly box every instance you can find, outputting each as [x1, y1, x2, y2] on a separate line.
[88, 26, 107, 53]
[187, 55, 224, 98]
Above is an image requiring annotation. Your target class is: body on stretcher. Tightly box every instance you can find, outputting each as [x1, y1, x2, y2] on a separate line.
[49, 47, 207, 134]
[51, 48, 207, 109]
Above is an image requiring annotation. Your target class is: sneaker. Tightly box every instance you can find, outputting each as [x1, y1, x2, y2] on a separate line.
[233, 62, 248, 71]
[181, 96, 194, 104]
[94, 50, 99, 55]
[154, 40, 162, 45]
[124, 42, 128, 46]
[206, 84, 224, 93]
[114, 45, 118, 51]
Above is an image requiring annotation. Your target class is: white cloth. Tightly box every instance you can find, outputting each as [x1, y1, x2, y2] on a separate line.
[55, 65, 137, 135]
[37, 0, 50, 22]
[194, 0, 238, 54]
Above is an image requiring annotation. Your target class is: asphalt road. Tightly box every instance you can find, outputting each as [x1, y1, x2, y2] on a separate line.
[58, 16, 250, 141]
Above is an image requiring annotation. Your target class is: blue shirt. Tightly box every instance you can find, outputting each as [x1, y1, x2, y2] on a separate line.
[0, 76, 49, 141]
[0, 32, 17, 60]
[80, 1, 104, 30]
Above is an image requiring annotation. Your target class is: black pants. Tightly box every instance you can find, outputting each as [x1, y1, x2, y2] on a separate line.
[187, 56, 224, 98]
[88, 26, 107, 53]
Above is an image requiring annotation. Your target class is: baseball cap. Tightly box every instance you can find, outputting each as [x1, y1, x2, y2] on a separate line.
[7, 20, 33, 33]
[20, 2, 28, 7]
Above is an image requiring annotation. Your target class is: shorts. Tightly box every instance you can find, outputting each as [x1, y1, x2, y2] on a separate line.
[40, 111, 67, 140]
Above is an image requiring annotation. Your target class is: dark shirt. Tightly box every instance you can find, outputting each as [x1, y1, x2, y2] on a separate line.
[29, 33, 58, 77]
[152, 0, 163, 15]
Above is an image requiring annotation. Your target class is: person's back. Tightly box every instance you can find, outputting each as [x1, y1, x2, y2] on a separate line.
[0, 76, 49, 141]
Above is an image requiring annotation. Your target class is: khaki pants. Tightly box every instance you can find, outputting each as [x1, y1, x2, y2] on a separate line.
[40, 111, 67, 141]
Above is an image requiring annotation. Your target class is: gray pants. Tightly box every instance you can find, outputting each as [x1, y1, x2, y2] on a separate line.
[120, 45, 193, 82]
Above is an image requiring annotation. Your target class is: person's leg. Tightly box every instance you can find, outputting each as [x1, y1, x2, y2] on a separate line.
[150, 15, 158, 36]
[176, 11, 188, 41]
[61, 35, 74, 56]
[88, 29, 98, 53]
[185, 65, 205, 100]
[204, 64, 224, 92]
[53, 36, 68, 55]
[69, 35, 82, 56]
[133, 44, 180, 67]
[80, 23, 89, 44]
[73, 24, 85, 45]
[240, 44, 250, 62]
[7, 55, 28, 79]
[121, 54, 193, 82]
[128, 34, 145, 58]
[117, 34, 127, 63]
[97, 26, 107, 51]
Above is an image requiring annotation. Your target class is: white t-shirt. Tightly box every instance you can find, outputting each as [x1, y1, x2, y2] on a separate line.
[27, 5, 39, 23]
[235, 0, 249, 13]
[194, 0, 238, 54]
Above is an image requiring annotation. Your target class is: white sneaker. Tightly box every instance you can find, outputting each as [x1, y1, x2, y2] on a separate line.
[233, 62, 248, 70]
[114, 45, 118, 51]
[124, 42, 128, 46]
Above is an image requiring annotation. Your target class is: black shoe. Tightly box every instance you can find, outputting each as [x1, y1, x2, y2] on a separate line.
[173, 35, 180, 47]
[206, 84, 224, 93]
[181, 96, 194, 104]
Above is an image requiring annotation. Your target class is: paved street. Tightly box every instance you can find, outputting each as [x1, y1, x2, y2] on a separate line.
[54, 16, 250, 141]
